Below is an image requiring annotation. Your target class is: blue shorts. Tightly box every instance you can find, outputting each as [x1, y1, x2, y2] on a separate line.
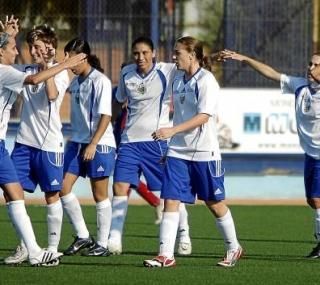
[304, 154, 320, 198]
[0, 140, 19, 185]
[64, 141, 116, 178]
[161, 157, 226, 204]
[113, 141, 167, 190]
[11, 143, 63, 193]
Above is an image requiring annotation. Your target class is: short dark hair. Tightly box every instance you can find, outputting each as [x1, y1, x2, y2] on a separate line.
[26, 24, 58, 49]
[132, 36, 154, 51]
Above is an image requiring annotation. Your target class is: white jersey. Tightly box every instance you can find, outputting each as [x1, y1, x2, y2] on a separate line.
[280, 74, 320, 159]
[0, 64, 27, 140]
[116, 62, 176, 143]
[168, 68, 221, 161]
[14, 64, 69, 152]
[68, 68, 116, 147]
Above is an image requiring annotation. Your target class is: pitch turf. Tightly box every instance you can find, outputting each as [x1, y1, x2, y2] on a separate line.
[0, 204, 319, 284]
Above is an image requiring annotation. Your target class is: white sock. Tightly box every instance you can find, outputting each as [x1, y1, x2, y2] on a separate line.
[108, 196, 128, 243]
[61, 193, 89, 238]
[6, 202, 27, 251]
[159, 212, 179, 258]
[47, 200, 63, 252]
[315, 208, 320, 241]
[8, 200, 41, 256]
[216, 209, 240, 251]
[96, 198, 111, 248]
[178, 203, 191, 243]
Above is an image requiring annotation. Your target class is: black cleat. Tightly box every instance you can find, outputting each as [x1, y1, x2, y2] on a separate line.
[64, 236, 95, 255]
[306, 242, 320, 258]
[81, 243, 110, 256]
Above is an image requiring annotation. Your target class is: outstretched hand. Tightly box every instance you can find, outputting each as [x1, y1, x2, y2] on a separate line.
[219, 49, 246, 62]
[0, 15, 19, 37]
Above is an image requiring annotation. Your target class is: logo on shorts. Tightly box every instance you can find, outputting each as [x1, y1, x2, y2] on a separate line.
[97, 166, 105, 172]
[214, 188, 222, 195]
[50, 179, 60, 186]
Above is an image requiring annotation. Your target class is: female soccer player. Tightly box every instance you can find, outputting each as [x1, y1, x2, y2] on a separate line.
[221, 49, 320, 258]
[4, 24, 69, 266]
[144, 36, 242, 268]
[108, 36, 191, 256]
[60, 38, 116, 256]
[0, 15, 85, 266]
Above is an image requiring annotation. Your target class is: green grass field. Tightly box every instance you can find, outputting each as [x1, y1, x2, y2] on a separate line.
[0, 204, 319, 285]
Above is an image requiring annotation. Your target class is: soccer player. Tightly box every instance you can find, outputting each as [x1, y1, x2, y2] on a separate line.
[3, 24, 68, 266]
[0, 15, 85, 266]
[60, 38, 116, 256]
[221, 49, 320, 258]
[143, 36, 242, 268]
[108, 36, 192, 256]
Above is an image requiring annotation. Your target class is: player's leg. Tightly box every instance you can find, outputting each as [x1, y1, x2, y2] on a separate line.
[60, 142, 93, 255]
[136, 181, 162, 224]
[194, 160, 242, 267]
[4, 143, 34, 265]
[82, 144, 115, 256]
[38, 149, 64, 257]
[109, 143, 140, 254]
[305, 154, 320, 258]
[144, 157, 193, 268]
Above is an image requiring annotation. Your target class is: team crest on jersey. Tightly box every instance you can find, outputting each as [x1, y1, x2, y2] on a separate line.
[136, 82, 146, 94]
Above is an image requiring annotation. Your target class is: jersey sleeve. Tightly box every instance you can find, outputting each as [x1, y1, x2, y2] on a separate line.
[96, 76, 112, 116]
[197, 72, 220, 116]
[0, 65, 27, 93]
[280, 74, 308, 94]
[115, 68, 128, 103]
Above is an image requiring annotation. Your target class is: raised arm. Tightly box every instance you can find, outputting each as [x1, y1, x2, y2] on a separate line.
[221, 49, 281, 82]
[23, 53, 86, 85]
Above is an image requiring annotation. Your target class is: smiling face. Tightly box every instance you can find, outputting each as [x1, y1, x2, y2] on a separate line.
[28, 39, 47, 64]
[132, 42, 155, 75]
[0, 36, 19, 65]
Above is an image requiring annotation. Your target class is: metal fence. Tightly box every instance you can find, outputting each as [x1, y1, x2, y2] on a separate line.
[0, 0, 181, 85]
[223, 0, 313, 87]
[0, 0, 317, 88]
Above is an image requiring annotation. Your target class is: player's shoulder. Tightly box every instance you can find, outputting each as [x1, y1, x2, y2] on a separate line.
[89, 68, 111, 84]
[121, 63, 136, 75]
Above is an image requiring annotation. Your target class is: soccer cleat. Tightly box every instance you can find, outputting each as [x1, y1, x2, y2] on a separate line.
[306, 242, 320, 258]
[155, 204, 163, 225]
[41, 258, 60, 267]
[82, 243, 110, 257]
[108, 240, 122, 255]
[177, 242, 192, 255]
[64, 236, 95, 255]
[217, 246, 243, 267]
[4, 245, 29, 265]
[143, 255, 176, 268]
[29, 249, 63, 267]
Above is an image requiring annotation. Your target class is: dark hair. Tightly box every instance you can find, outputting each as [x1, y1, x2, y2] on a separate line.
[176, 36, 204, 66]
[64, 38, 104, 73]
[26, 24, 58, 49]
[132, 36, 154, 51]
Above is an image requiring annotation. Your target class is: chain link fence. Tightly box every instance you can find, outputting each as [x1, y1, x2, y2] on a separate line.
[0, 0, 317, 119]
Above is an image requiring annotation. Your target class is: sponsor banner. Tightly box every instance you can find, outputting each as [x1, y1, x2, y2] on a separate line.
[218, 88, 302, 154]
